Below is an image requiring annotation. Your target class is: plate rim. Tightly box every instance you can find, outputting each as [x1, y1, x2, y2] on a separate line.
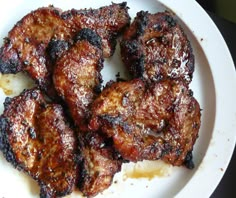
[157, 0, 236, 197]
[0, 0, 236, 197]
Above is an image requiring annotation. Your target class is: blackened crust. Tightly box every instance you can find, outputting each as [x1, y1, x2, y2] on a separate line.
[74, 28, 102, 50]
[0, 89, 78, 197]
[77, 131, 122, 197]
[133, 11, 149, 38]
[120, 40, 145, 78]
[0, 3, 131, 98]
[120, 11, 195, 84]
[183, 150, 194, 169]
[90, 79, 201, 168]
[0, 48, 20, 74]
[0, 116, 18, 168]
[46, 39, 70, 65]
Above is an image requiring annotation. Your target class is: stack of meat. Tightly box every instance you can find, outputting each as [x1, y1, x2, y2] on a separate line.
[0, 2, 201, 198]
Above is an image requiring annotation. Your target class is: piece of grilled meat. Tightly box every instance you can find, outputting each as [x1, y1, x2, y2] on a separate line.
[0, 6, 68, 98]
[62, 2, 130, 58]
[120, 11, 194, 84]
[0, 89, 78, 197]
[53, 29, 122, 196]
[77, 131, 122, 197]
[53, 28, 103, 131]
[0, 3, 130, 98]
[89, 79, 201, 168]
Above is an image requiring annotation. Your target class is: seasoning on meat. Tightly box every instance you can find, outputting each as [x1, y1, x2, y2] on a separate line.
[89, 79, 201, 168]
[120, 11, 194, 84]
[0, 89, 78, 197]
[0, 3, 130, 98]
[53, 28, 104, 131]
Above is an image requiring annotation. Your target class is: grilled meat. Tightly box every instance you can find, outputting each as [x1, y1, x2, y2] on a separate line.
[0, 3, 130, 98]
[53, 28, 103, 131]
[53, 28, 122, 196]
[89, 79, 201, 168]
[62, 2, 130, 58]
[120, 11, 194, 83]
[0, 89, 78, 197]
[77, 131, 122, 197]
[0, 6, 67, 98]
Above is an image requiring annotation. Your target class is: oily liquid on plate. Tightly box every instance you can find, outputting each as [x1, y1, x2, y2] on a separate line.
[123, 160, 172, 180]
[0, 72, 35, 96]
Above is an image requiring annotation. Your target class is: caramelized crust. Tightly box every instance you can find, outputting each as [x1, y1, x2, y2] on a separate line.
[120, 11, 194, 83]
[0, 6, 67, 98]
[77, 131, 122, 197]
[0, 4, 201, 197]
[0, 89, 78, 197]
[53, 29, 103, 131]
[63, 2, 130, 58]
[53, 28, 122, 196]
[0, 3, 130, 98]
[89, 79, 201, 168]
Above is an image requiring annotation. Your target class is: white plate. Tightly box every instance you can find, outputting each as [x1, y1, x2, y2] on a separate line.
[0, 0, 236, 198]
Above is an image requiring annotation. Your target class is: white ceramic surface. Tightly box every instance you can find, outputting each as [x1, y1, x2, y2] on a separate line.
[0, 0, 235, 198]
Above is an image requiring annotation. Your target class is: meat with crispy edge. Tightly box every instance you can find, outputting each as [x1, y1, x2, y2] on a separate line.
[53, 28, 122, 196]
[120, 11, 194, 83]
[0, 89, 78, 198]
[53, 28, 103, 131]
[89, 79, 201, 168]
[0, 3, 130, 98]
[77, 131, 122, 197]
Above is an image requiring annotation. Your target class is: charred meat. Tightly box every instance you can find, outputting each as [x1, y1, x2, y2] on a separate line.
[62, 2, 130, 58]
[0, 6, 67, 98]
[0, 89, 78, 197]
[89, 79, 201, 168]
[53, 28, 103, 131]
[0, 3, 130, 98]
[120, 11, 194, 83]
[53, 28, 122, 196]
[77, 131, 122, 197]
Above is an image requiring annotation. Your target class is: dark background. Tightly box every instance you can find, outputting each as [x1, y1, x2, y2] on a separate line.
[196, 0, 236, 23]
[196, 1, 236, 197]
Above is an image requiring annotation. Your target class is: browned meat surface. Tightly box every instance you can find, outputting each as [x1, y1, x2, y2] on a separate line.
[77, 131, 122, 197]
[53, 29, 103, 131]
[62, 2, 130, 58]
[120, 11, 194, 83]
[0, 89, 78, 197]
[53, 28, 122, 196]
[89, 79, 201, 168]
[0, 3, 130, 98]
[0, 6, 68, 98]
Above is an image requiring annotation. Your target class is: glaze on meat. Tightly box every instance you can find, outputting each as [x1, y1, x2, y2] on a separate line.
[0, 89, 78, 197]
[62, 2, 130, 58]
[120, 11, 194, 83]
[53, 28, 103, 131]
[89, 79, 201, 168]
[77, 131, 122, 197]
[0, 3, 130, 98]
[0, 3, 201, 197]
[53, 28, 122, 196]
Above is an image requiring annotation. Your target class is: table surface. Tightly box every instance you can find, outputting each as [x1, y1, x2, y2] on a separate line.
[207, 12, 236, 198]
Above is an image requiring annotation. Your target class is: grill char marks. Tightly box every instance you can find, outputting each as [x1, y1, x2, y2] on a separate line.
[53, 29, 104, 131]
[77, 131, 122, 197]
[53, 28, 122, 197]
[63, 2, 130, 58]
[120, 11, 194, 84]
[46, 39, 70, 66]
[0, 3, 201, 197]
[0, 89, 78, 198]
[74, 28, 102, 50]
[0, 3, 130, 99]
[89, 79, 201, 168]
